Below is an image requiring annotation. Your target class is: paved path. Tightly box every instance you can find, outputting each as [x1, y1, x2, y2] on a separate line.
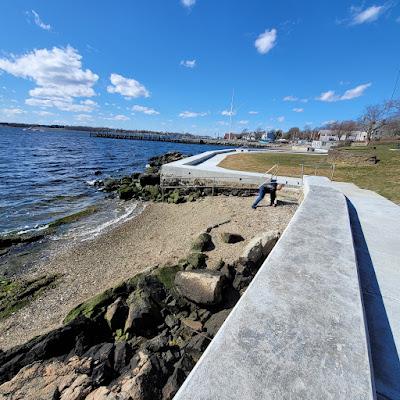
[333, 182, 400, 400]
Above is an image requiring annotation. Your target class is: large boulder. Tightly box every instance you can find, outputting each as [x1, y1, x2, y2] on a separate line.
[240, 231, 280, 265]
[191, 233, 214, 252]
[174, 271, 225, 305]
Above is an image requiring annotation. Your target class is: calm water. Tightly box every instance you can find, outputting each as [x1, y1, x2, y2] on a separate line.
[0, 127, 230, 237]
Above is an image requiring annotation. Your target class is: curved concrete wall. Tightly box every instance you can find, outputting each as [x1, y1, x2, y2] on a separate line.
[175, 176, 374, 399]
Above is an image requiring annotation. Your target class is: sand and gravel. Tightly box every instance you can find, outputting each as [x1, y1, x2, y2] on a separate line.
[0, 196, 297, 350]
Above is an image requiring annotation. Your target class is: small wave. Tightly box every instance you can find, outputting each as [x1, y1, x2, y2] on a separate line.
[75, 202, 144, 242]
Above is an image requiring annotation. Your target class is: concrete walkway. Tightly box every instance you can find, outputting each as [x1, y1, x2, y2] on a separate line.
[333, 182, 400, 400]
[161, 149, 304, 186]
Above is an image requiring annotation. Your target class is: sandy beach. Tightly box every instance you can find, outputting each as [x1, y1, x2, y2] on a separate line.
[0, 196, 297, 350]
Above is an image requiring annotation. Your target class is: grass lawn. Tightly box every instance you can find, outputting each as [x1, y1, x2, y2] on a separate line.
[218, 143, 400, 204]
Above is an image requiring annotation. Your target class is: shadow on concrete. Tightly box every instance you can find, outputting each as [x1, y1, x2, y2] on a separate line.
[346, 199, 400, 400]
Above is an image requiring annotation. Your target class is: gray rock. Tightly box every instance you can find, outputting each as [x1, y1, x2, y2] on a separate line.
[191, 233, 214, 252]
[104, 297, 128, 331]
[240, 231, 280, 265]
[186, 252, 208, 269]
[204, 308, 232, 337]
[175, 271, 225, 305]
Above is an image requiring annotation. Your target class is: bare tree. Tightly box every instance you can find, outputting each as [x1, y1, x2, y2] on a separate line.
[360, 100, 400, 143]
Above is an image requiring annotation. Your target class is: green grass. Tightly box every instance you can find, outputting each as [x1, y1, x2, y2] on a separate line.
[219, 143, 400, 204]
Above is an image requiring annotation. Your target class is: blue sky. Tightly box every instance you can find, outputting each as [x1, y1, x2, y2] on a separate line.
[0, 0, 399, 136]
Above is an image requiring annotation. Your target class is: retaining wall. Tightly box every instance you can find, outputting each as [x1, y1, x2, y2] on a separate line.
[174, 176, 374, 399]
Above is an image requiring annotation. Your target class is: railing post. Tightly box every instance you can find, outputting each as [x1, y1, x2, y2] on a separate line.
[331, 163, 336, 180]
[301, 164, 304, 177]
[314, 164, 317, 176]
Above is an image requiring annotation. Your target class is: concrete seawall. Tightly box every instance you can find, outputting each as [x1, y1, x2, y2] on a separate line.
[161, 149, 304, 187]
[174, 176, 374, 399]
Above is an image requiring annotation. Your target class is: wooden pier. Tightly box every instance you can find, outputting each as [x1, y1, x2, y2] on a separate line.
[90, 132, 272, 148]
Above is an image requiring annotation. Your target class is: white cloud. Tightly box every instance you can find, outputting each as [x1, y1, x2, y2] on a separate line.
[180, 59, 196, 68]
[179, 111, 208, 118]
[217, 121, 228, 126]
[132, 105, 160, 115]
[317, 90, 338, 102]
[277, 116, 285, 123]
[341, 83, 372, 100]
[293, 108, 304, 113]
[255, 29, 277, 55]
[238, 120, 249, 125]
[283, 95, 298, 101]
[317, 83, 371, 102]
[397, 16, 400, 23]
[28, 10, 51, 31]
[107, 73, 150, 98]
[248, 111, 259, 115]
[0, 46, 99, 112]
[283, 95, 308, 103]
[181, 0, 196, 8]
[221, 110, 236, 116]
[351, 5, 384, 25]
[114, 114, 129, 121]
[1, 107, 26, 115]
[26, 98, 98, 112]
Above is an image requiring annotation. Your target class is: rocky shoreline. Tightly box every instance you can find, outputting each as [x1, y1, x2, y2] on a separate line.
[0, 229, 279, 400]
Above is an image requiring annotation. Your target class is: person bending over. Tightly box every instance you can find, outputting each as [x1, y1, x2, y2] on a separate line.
[252, 178, 283, 209]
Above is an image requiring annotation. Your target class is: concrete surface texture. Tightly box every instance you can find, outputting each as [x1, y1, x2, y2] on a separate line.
[161, 149, 304, 186]
[333, 182, 400, 400]
[174, 176, 374, 399]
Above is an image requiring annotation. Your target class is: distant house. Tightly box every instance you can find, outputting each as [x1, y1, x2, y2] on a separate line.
[261, 131, 276, 142]
[243, 132, 257, 142]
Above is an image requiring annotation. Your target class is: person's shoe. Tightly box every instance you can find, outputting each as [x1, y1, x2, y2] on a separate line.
[251, 205, 257, 209]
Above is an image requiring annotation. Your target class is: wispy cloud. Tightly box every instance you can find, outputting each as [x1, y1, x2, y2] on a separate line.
[277, 116, 285, 123]
[28, 10, 51, 31]
[221, 110, 236, 116]
[350, 5, 385, 25]
[293, 108, 304, 112]
[248, 110, 259, 115]
[180, 59, 196, 68]
[283, 95, 308, 103]
[238, 120, 249, 125]
[107, 73, 149, 98]
[179, 110, 208, 118]
[255, 29, 277, 55]
[181, 0, 196, 8]
[132, 105, 160, 115]
[1, 107, 26, 115]
[316, 83, 371, 102]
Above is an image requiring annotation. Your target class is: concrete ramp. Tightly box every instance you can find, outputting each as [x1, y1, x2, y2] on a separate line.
[333, 182, 400, 400]
[175, 177, 374, 399]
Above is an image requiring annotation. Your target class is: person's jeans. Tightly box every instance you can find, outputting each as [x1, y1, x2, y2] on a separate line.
[252, 187, 275, 208]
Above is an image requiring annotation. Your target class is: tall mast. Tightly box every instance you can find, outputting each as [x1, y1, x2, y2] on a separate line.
[229, 89, 234, 140]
